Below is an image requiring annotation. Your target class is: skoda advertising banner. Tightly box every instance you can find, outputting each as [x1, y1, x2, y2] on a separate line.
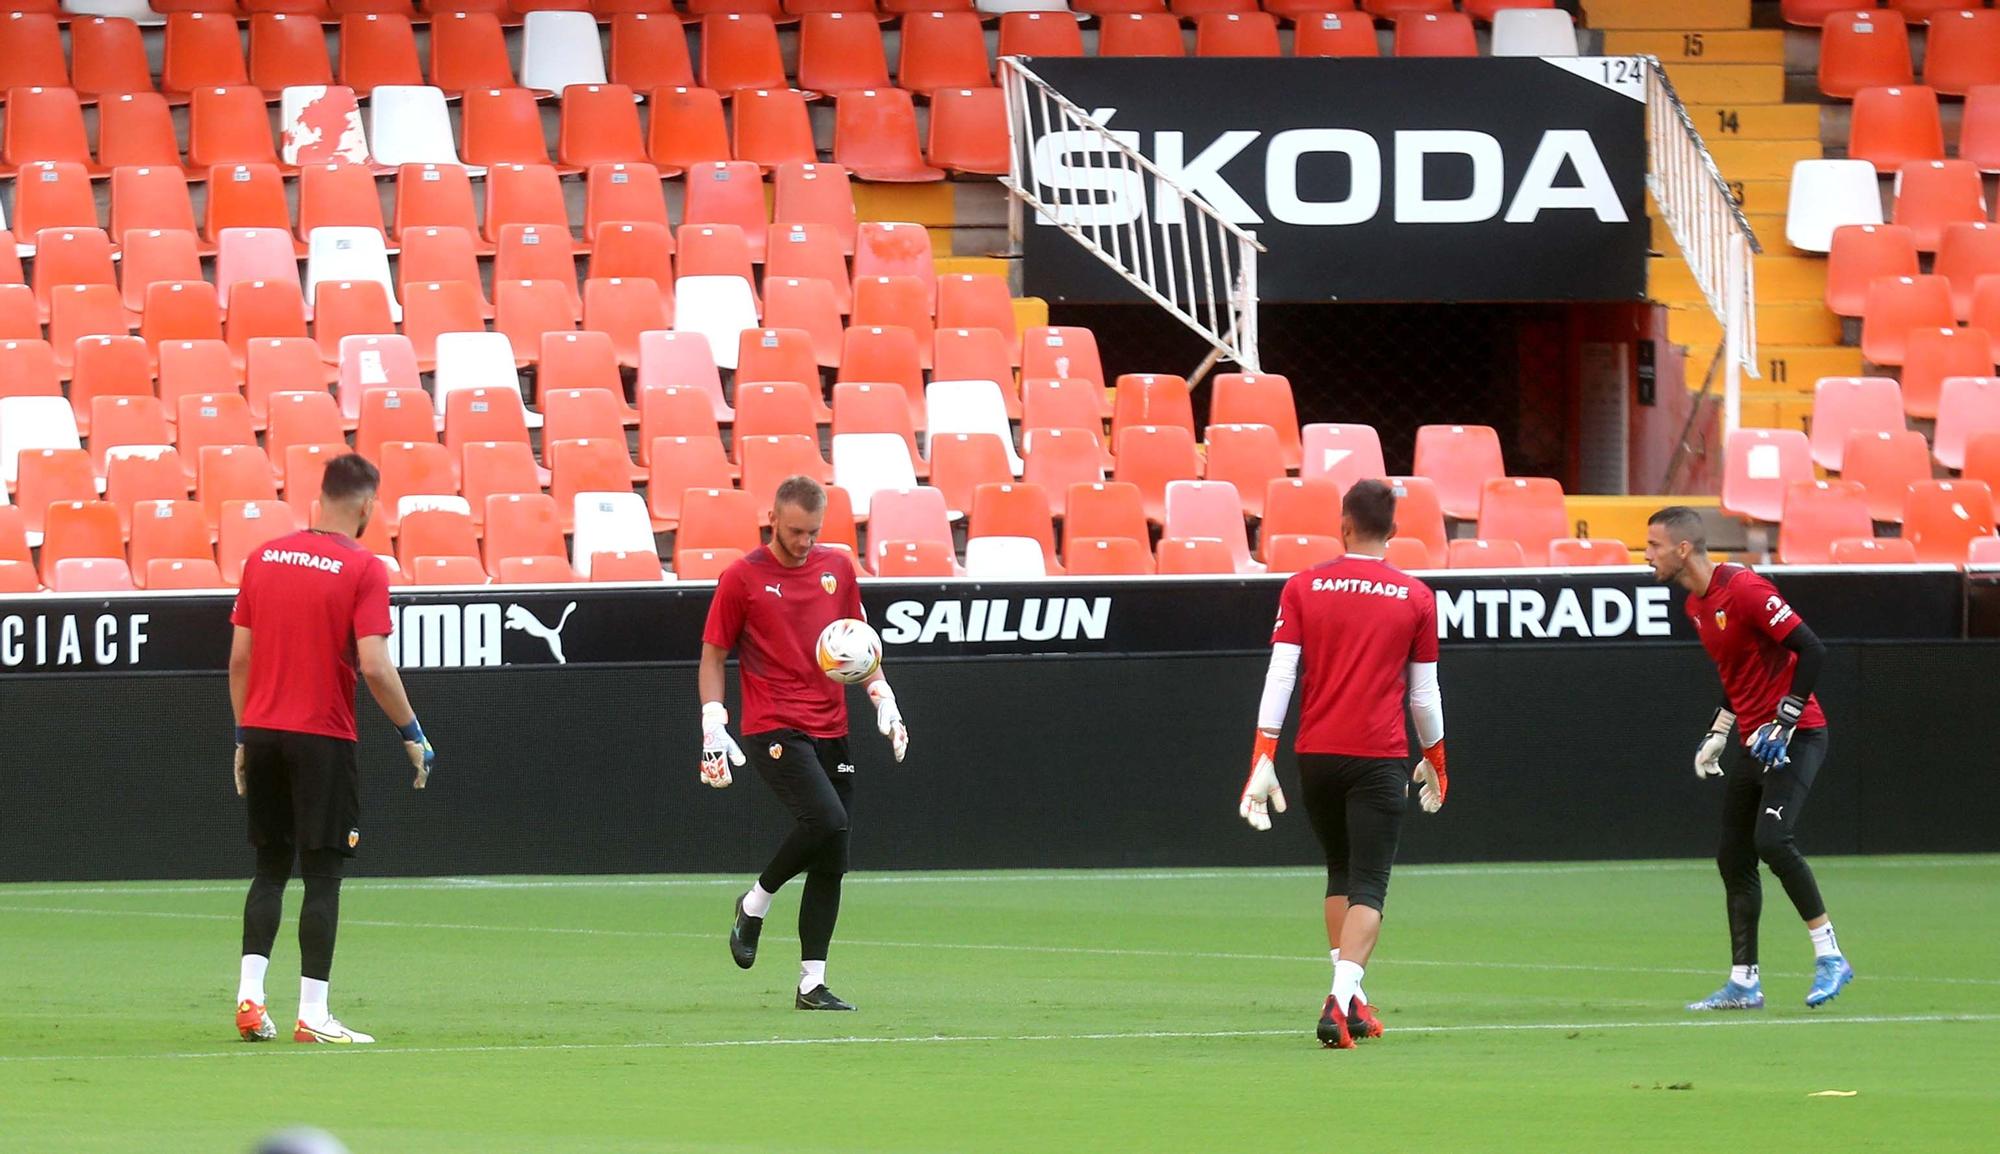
[1015, 56, 1651, 302]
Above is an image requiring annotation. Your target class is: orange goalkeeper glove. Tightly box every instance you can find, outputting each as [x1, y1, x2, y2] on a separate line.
[1413, 740, 1447, 814]
[1238, 731, 1287, 831]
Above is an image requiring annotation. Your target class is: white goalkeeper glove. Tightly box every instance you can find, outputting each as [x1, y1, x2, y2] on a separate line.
[233, 726, 246, 797]
[868, 680, 908, 763]
[1695, 707, 1734, 780]
[1412, 740, 1448, 814]
[700, 702, 745, 788]
[1238, 731, 1287, 831]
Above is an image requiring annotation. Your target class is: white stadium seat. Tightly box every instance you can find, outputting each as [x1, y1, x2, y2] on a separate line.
[1787, 160, 1886, 253]
[521, 11, 608, 95]
[832, 433, 921, 518]
[571, 491, 655, 578]
[367, 87, 462, 168]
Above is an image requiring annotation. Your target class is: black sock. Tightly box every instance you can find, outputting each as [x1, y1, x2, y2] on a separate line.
[799, 871, 843, 964]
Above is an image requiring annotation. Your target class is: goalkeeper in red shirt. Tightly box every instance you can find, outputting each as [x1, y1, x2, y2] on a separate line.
[1237, 479, 1449, 1049]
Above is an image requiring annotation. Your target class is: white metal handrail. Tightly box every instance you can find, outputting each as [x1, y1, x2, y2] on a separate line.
[1644, 55, 1760, 435]
[1000, 57, 1264, 375]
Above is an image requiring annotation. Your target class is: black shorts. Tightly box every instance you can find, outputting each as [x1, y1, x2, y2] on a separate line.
[242, 728, 362, 857]
[745, 730, 854, 846]
[1298, 754, 1409, 912]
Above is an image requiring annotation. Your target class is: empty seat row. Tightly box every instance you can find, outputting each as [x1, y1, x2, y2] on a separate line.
[1841, 84, 2000, 173]
[1786, 158, 1996, 253]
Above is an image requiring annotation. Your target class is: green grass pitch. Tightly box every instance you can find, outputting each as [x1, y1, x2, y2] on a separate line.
[2, 856, 1995, 1153]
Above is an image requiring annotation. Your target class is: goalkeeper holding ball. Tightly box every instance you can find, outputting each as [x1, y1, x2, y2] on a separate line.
[1237, 479, 1448, 1049]
[698, 475, 910, 1011]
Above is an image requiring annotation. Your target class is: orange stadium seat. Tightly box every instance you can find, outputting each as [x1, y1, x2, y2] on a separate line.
[773, 162, 859, 254]
[1023, 429, 1108, 515]
[1826, 225, 1920, 318]
[1935, 223, 2000, 320]
[1782, 1, 1871, 26]
[927, 88, 1010, 178]
[559, 83, 648, 170]
[998, 13, 1085, 58]
[854, 222, 937, 296]
[38, 501, 125, 586]
[588, 548, 668, 582]
[1294, 11, 1381, 57]
[0, 17, 68, 95]
[1264, 534, 1345, 573]
[1779, 480, 1872, 564]
[1824, 536, 1909, 565]
[1409, 424, 1501, 521]
[1902, 325, 1996, 419]
[187, 87, 281, 172]
[1935, 377, 2000, 470]
[677, 486, 762, 555]
[1097, 14, 1187, 57]
[482, 492, 565, 576]
[873, 539, 956, 578]
[1893, 161, 1987, 252]
[926, 433, 1014, 520]
[97, 94, 183, 173]
[766, 226, 853, 313]
[1114, 424, 1202, 525]
[394, 164, 484, 251]
[1547, 538, 1631, 567]
[1721, 428, 1812, 524]
[1848, 430, 1929, 528]
[15, 449, 99, 541]
[1262, 477, 1342, 544]
[1847, 85, 1943, 171]
[4, 86, 93, 174]
[1163, 479, 1256, 573]
[1064, 536, 1153, 576]
[1395, 12, 1477, 56]
[1810, 376, 1905, 471]
[247, 15, 339, 96]
[646, 435, 734, 530]
[1156, 537, 1236, 575]
[1202, 424, 1285, 519]
[1300, 422, 1386, 497]
[1197, 12, 1282, 56]
[1448, 538, 1528, 569]
[162, 13, 249, 101]
[646, 86, 728, 174]
[338, 14, 424, 94]
[11, 163, 97, 242]
[1921, 9, 2000, 96]
[969, 482, 1062, 574]
[797, 13, 891, 98]
[898, 11, 991, 94]
[462, 87, 555, 168]
[1021, 327, 1108, 410]
[1905, 479, 1997, 561]
[1477, 477, 1569, 566]
[1860, 275, 1954, 364]
[483, 164, 572, 247]
[119, 229, 205, 318]
[701, 14, 788, 93]
[204, 165, 293, 246]
[608, 15, 694, 93]
[1959, 86, 2000, 172]
[834, 88, 945, 182]
[72, 17, 158, 102]
[1819, 10, 1913, 99]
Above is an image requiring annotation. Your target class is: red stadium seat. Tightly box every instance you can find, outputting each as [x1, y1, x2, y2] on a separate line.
[609, 15, 694, 94]
[898, 11, 991, 95]
[1113, 425, 1202, 525]
[928, 88, 1010, 177]
[1064, 536, 1154, 576]
[1023, 429, 1109, 515]
[1394, 12, 1477, 56]
[701, 14, 787, 93]
[1163, 480, 1257, 573]
[1262, 477, 1342, 546]
[1902, 325, 1995, 419]
[429, 14, 515, 96]
[1197, 12, 1281, 56]
[462, 87, 554, 168]
[646, 435, 734, 530]
[1294, 10, 1381, 57]
[1960, 86, 2000, 173]
[969, 482, 1062, 574]
[834, 89, 945, 182]
[1934, 377, 2000, 470]
[1893, 160, 1987, 252]
[1411, 424, 1504, 520]
[1387, 475, 1450, 569]
[1935, 223, 2000, 320]
[1547, 538, 1631, 567]
[873, 539, 956, 578]
[559, 83, 647, 170]
[797, 13, 891, 97]
[1782, 1, 1872, 27]
[864, 487, 953, 571]
[48, 557, 137, 593]
[1825, 225, 1920, 318]
[1860, 275, 1954, 364]
[1843, 429, 1933, 522]
[1721, 428, 1812, 523]
[676, 487, 761, 555]
[1905, 479, 1997, 561]
[1448, 538, 1528, 569]
[1098, 14, 1187, 57]
[1476, 477, 1569, 566]
[1262, 534, 1344, 574]
[395, 164, 484, 251]
[1809, 376, 1905, 471]
[1819, 11, 1913, 99]
[647, 86, 729, 174]
[1203, 424, 1286, 519]
[483, 164, 572, 247]
[773, 162, 859, 254]
[998, 13, 1085, 58]
[72, 18, 159, 102]
[1921, 10, 2000, 97]
[1156, 536, 1236, 575]
[1828, 536, 1914, 565]
[1847, 85, 1943, 172]
[482, 492, 565, 576]
[1779, 480, 1872, 564]
[219, 500, 304, 585]
[338, 13, 424, 95]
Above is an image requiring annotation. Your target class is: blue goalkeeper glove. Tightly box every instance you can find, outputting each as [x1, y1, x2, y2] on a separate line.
[1748, 696, 1803, 770]
[398, 718, 435, 789]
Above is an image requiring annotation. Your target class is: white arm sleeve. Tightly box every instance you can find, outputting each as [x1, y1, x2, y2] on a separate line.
[1257, 643, 1302, 733]
[1408, 661, 1444, 750]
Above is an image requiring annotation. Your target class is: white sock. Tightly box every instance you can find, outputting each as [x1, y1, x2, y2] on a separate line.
[237, 955, 269, 1005]
[1327, 950, 1340, 996]
[799, 959, 826, 995]
[299, 977, 329, 1027]
[1730, 964, 1760, 987]
[742, 884, 775, 919]
[1809, 921, 1840, 960]
[1331, 960, 1365, 1013]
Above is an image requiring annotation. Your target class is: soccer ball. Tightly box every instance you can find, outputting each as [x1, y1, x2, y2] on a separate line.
[815, 618, 882, 684]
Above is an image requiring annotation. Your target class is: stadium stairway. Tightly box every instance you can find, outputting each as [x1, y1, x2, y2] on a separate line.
[1588, 0, 1851, 436]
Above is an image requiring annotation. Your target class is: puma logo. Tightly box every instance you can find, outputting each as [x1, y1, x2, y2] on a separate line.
[1764, 806, 1785, 821]
[504, 602, 578, 665]
[765, 584, 784, 598]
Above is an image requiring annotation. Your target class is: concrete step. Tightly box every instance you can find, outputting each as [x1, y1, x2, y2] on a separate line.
[1605, 29, 1784, 64]
[1652, 212, 1787, 255]
[1658, 62, 1787, 105]
[1650, 254, 1825, 304]
[1685, 101, 1822, 142]
[1584, 0, 1751, 30]
[1704, 138, 1821, 181]
[1669, 300, 1842, 347]
[1566, 495, 1719, 547]
[1687, 343, 1863, 389]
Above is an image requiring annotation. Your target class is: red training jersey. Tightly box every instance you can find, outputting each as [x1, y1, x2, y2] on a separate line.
[230, 529, 394, 742]
[1685, 564, 1827, 737]
[1272, 555, 1439, 758]
[702, 545, 865, 738]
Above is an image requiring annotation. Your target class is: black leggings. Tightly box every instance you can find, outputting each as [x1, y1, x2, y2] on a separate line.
[1717, 727, 1829, 967]
[748, 730, 854, 964]
[242, 845, 345, 982]
[1299, 754, 1409, 913]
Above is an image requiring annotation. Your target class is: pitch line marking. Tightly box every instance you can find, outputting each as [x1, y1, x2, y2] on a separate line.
[5, 904, 2000, 989]
[1, 1014, 1995, 1066]
[3, 854, 1992, 898]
